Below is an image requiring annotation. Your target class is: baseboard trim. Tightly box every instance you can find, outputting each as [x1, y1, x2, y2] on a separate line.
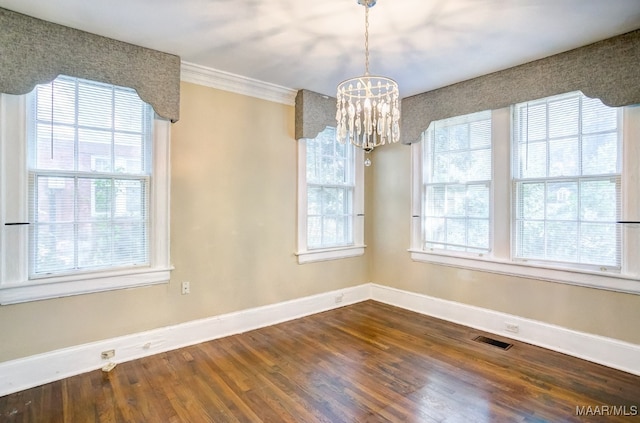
[370, 284, 640, 377]
[2, 282, 638, 397]
[0, 284, 370, 397]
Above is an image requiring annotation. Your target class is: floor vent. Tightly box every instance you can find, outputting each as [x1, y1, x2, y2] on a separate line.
[474, 336, 513, 350]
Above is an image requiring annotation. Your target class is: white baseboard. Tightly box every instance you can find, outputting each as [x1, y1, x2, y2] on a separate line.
[0, 284, 370, 397]
[2, 282, 638, 397]
[370, 283, 640, 377]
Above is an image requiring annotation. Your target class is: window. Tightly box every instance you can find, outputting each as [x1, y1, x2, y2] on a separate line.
[422, 111, 492, 253]
[411, 92, 640, 293]
[513, 92, 620, 270]
[296, 127, 364, 263]
[0, 76, 171, 304]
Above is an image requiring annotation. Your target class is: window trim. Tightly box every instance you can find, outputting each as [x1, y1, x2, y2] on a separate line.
[0, 91, 172, 305]
[296, 129, 365, 264]
[410, 105, 640, 295]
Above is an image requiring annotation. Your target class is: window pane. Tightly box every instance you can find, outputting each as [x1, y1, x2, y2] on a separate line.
[445, 185, 466, 216]
[517, 221, 544, 259]
[308, 187, 322, 215]
[580, 179, 617, 222]
[115, 133, 145, 174]
[446, 218, 466, 246]
[518, 183, 544, 220]
[78, 82, 113, 129]
[114, 222, 147, 264]
[35, 176, 75, 223]
[34, 223, 74, 273]
[548, 96, 579, 138]
[517, 141, 547, 178]
[549, 138, 578, 177]
[36, 124, 75, 171]
[580, 223, 618, 266]
[582, 96, 617, 133]
[78, 222, 112, 268]
[469, 119, 491, 149]
[115, 90, 144, 132]
[582, 133, 618, 175]
[425, 186, 445, 216]
[468, 219, 489, 250]
[546, 182, 577, 220]
[467, 184, 489, 218]
[546, 221, 578, 262]
[307, 216, 321, 248]
[424, 217, 445, 244]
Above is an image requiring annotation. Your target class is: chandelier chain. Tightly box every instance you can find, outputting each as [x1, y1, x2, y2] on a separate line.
[364, 4, 370, 75]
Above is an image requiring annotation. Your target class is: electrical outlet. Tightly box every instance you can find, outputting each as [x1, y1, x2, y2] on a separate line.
[505, 323, 519, 333]
[181, 281, 190, 295]
[101, 349, 115, 360]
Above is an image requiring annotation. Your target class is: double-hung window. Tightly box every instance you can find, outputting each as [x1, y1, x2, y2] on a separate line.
[512, 92, 621, 270]
[0, 75, 171, 304]
[421, 111, 492, 254]
[296, 126, 364, 263]
[411, 91, 640, 293]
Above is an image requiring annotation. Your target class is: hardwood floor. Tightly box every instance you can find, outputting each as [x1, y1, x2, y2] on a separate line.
[1, 300, 639, 422]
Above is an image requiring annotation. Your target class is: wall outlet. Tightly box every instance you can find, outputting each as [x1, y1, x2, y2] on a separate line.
[101, 349, 115, 360]
[181, 281, 190, 295]
[505, 323, 519, 333]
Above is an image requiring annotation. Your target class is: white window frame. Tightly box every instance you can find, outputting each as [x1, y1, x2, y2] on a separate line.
[410, 104, 640, 294]
[0, 90, 172, 305]
[296, 127, 365, 264]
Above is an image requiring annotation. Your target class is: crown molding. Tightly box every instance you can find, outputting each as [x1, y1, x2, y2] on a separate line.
[180, 61, 297, 106]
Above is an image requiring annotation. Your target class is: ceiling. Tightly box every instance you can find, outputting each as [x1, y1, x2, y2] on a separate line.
[1, 0, 639, 99]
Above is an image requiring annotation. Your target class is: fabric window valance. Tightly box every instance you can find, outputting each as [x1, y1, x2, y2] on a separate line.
[0, 7, 180, 122]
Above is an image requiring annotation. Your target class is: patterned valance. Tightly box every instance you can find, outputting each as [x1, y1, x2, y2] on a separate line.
[401, 29, 640, 144]
[0, 7, 181, 122]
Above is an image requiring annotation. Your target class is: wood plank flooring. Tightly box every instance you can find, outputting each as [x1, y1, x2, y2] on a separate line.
[1, 300, 639, 422]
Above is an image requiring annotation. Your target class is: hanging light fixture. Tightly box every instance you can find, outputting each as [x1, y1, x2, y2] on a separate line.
[336, 0, 400, 166]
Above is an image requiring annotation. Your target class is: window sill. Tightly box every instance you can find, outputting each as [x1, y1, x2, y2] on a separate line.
[296, 245, 365, 264]
[409, 249, 640, 295]
[0, 266, 174, 305]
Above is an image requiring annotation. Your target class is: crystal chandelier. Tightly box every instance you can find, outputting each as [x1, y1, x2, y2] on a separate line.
[336, 0, 400, 165]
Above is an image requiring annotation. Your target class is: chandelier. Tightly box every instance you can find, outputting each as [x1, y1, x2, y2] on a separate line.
[336, 0, 400, 164]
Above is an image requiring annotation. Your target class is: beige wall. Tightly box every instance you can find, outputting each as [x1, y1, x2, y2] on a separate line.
[1, 81, 639, 364]
[0, 82, 369, 362]
[368, 141, 640, 345]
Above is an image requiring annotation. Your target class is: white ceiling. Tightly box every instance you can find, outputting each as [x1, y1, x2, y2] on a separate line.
[2, 0, 639, 98]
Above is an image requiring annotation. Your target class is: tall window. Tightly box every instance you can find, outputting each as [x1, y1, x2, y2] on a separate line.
[29, 76, 152, 275]
[421, 111, 492, 253]
[512, 92, 621, 269]
[296, 127, 364, 263]
[411, 92, 639, 294]
[0, 76, 171, 304]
